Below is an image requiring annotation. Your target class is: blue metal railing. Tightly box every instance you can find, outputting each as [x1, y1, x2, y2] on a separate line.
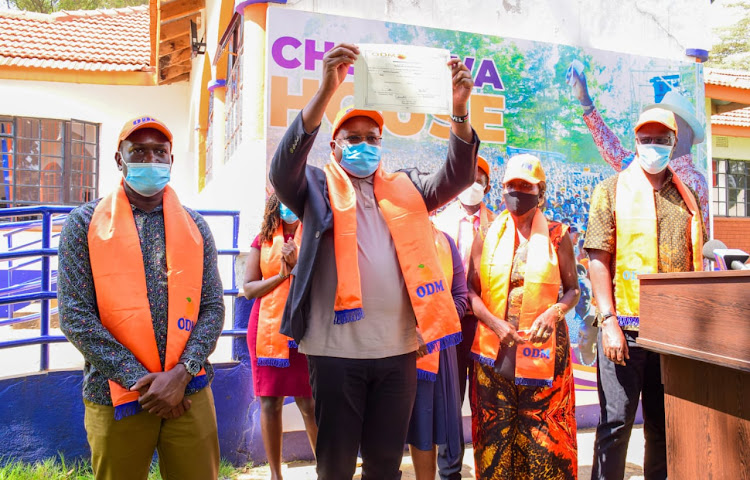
[0, 205, 245, 372]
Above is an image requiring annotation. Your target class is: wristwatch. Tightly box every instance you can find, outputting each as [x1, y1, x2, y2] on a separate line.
[599, 311, 616, 324]
[181, 359, 201, 377]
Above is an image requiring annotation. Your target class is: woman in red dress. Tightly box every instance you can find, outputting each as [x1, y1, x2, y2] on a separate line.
[243, 194, 316, 478]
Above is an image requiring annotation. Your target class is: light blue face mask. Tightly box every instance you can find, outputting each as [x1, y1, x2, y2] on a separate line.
[636, 144, 672, 174]
[124, 162, 171, 197]
[338, 142, 382, 178]
[279, 203, 299, 224]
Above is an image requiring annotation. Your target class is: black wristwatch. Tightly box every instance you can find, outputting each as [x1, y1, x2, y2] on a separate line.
[181, 359, 201, 377]
[599, 311, 616, 324]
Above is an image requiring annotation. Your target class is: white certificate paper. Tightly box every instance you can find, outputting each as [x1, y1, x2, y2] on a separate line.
[354, 44, 452, 115]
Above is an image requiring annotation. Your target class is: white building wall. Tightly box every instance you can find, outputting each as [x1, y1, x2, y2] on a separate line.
[0, 79, 192, 204]
[286, 0, 712, 60]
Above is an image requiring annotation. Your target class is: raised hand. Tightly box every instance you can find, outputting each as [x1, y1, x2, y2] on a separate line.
[320, 43, 359, 96]
[448, 58, 473, 114]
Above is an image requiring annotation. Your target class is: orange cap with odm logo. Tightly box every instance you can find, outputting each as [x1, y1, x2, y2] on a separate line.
[331, 106, 384, 140]
[502, 154, 546, 185]
[634, 108, 678, 136]
[118, 115, 173, 148]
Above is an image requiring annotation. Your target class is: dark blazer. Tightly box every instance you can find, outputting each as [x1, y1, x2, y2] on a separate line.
[269, 112, 479, 343]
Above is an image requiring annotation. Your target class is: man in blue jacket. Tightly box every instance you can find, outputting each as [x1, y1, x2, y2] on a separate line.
[270, 43, 479, 479]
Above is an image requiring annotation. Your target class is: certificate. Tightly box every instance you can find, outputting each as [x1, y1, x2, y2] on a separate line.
[354, 44, 452, 115]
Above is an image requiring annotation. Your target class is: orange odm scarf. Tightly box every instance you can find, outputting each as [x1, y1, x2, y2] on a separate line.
[88, 180, 205, 419]
[324, 159, 461, 354]
[471, 209, 561, 387]
[256, 223, 301, 367]
[416, 226, 456, 381]
[613, 162, 703, 328]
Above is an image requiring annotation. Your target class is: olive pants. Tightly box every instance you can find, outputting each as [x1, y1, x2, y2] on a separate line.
[84, 386, 220, 480]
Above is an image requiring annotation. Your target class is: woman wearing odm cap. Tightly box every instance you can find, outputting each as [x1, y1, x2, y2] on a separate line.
[467, 154, 580, 479]
[269, 43, 479, 479]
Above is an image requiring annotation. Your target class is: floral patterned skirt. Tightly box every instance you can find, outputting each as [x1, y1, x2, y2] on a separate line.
[470, 323, 578, 479]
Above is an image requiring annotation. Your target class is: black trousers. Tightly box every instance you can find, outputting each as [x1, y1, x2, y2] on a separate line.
[592, 330, 667, 480]
[307, 352, 417, 480]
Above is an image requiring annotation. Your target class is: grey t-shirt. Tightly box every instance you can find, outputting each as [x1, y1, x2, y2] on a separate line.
[298, 175, 419, 358]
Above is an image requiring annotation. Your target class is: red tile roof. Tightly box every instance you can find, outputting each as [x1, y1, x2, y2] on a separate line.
[0, 6, 152, 72]
[712, 106, 750, 128]
[705, 68, 750, 91]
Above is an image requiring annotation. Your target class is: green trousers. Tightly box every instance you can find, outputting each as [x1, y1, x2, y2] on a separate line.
[84, 386, 220, 480]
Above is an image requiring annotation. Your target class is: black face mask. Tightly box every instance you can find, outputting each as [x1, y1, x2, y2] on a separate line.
[503, 191, 539, 216]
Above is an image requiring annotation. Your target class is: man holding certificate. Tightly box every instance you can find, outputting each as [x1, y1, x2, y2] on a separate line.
[270, 43, 479, 479]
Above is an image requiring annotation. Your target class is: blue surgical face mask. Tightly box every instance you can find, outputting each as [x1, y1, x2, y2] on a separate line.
[279, 203, 298, 224]
[338, 142, 382, 178]
[636, 144, 672, 174]
[124, 162, 171, 197]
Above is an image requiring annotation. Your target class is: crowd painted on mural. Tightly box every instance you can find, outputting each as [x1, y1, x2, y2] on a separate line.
[57, 38, 707, 480]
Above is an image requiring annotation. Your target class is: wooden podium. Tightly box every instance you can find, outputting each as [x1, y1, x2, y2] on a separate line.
[638, 270, 750, 480]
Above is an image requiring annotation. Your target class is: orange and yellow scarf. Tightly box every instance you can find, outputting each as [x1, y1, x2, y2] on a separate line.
[614, 162, 703, 327]
[324, 159, 461, 354]
[256, 224, 301, 367]
[88, 180, 205, 419]
[471, 209, 561, 387]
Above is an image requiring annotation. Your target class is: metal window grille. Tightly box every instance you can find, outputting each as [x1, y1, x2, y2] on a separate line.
[224, 21, 244, 164]
[0, 117, 99, 209]
[712, 158, 749, 217]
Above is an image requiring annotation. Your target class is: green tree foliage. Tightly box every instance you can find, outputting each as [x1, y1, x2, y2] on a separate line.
[6, 0, 147, 13]
[707, 1, 750, 69]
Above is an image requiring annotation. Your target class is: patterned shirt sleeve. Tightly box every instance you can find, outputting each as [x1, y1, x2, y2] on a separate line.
[179, 210, 225, 368]
[583, 176, 618, 255]
[583, 109, 634, 172]
[58, 204, 149, 389]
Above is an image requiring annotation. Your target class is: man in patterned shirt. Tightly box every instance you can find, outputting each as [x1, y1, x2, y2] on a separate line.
[568, 66, 709, 237]
[584, 108, 705, 480]
[58, 116, 225, 480]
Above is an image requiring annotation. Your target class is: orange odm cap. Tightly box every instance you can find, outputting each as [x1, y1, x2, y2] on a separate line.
[502, 154, 546, 185]
[331, 106, 384, 140]
[477, 155, 490, 180]
[118, 115, 173, 147]
[634, 107, 678, 135]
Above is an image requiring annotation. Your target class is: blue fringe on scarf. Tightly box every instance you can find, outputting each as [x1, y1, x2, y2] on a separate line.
[424, 331, 463, 354]
[114, 400, 142, 420]
[470, 352, 496, 367]
[417, 369, 438, 382]
[257, 358, 290, 368]
[333, 308, 365, 325]
[515, 377, 553, 388]
[186, 374, 209, 391]
[618, 315, 640, 328]
[288, 339, 299, 349]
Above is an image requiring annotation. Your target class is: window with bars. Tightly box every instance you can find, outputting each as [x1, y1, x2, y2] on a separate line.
[224, 20, 243, 164]
[206, 89, 215, 186]
[0, 117, 99, 208]
[712, 158, 749, 217]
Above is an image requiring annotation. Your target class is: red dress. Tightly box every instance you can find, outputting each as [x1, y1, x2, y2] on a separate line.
[247, 234, 312, 398]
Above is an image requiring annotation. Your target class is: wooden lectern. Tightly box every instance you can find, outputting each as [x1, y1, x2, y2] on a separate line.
[638, 270, 750, 480]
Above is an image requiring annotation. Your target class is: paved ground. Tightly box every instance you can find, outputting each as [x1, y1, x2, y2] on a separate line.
[236, 426, 646, 479]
